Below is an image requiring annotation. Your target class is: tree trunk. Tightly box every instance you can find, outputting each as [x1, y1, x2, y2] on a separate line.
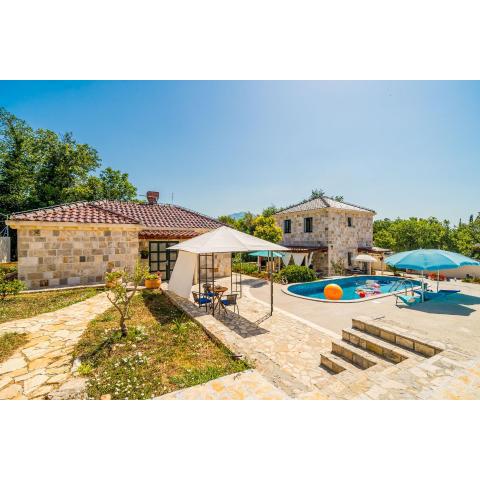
[120, 316, 127, 337]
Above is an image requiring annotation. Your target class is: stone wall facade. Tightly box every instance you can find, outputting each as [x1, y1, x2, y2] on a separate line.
[275, 208, 374, 274]
[15, 223, 141, 289]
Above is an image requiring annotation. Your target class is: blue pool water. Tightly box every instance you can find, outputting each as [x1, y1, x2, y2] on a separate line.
[287, 275, 422, 301]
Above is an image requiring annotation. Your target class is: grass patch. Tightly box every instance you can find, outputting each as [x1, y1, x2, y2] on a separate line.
[0, 332, 28, 362]
[74, 290, 249, 399]
[0, 288, 101, 324]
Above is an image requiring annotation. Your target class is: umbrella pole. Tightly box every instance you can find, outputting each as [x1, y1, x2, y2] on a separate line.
[437, 269, 440, 292]
[269, 250, 273, 316]
[421, 270, 424, 302]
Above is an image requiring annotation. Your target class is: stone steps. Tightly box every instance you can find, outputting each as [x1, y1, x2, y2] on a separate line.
[331, 340, 387, 370]
[342, 328, 410, 364]
[320, 351, 360, 374]
[351, 315, 444, 357]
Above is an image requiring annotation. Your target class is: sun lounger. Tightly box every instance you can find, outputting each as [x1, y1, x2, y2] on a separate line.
[422, 289, 460, 301]
[395, 293, 422, 306]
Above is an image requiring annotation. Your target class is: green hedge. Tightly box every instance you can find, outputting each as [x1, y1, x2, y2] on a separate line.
[232, 262, 258, 274]
[277, 265, 316, 284]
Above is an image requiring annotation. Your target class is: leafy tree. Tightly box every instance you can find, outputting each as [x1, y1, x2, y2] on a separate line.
[0, 108, 138, 213]
[31, 129, 101, 206]
[74, 167, 137, 201]
[309, 188, 325, 199]
[0, 108, 35, 213]
[262, 205, 278, 217]
[252, 215, 282, 243]
[237, 212, 256, 235]
[332, 195, 344, 202]
[217, 215, 239, 228]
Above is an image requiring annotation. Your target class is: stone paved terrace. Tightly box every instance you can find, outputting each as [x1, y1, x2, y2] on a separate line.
[163, 275, 480, 399]
[157, 370, 289, 400]
[0, 292, 112, 399]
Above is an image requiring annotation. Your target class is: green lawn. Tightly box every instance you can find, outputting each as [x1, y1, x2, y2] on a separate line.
[0, 288, 102, 324]
[0, 332, 28, 362]
[73, 290, 249, 399]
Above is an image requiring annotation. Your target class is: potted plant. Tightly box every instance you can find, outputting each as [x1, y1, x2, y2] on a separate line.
[144, 272, 161, 289]
[105, 270, 123, 288]
[140, 249, 149, 260]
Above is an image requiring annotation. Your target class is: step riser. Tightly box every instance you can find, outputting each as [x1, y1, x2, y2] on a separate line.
[331, 343, 376, 370]
[320, 354, 346, 374]
[343, 330, 407, 364]
[352, 318, 442, 358]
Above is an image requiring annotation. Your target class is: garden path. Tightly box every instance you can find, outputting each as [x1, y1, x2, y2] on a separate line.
[0, 292, 111, 399]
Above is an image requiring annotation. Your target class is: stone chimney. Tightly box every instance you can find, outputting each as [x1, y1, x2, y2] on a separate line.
[146, 191, 159, 205]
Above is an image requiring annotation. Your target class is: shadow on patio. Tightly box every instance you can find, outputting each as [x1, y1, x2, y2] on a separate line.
[398, 293, 480, 316]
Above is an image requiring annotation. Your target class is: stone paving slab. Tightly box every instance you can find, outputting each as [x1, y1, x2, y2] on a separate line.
[167, 278, 480, 400]
[156, 370, 289, 400]
[0, 292, 112, 400]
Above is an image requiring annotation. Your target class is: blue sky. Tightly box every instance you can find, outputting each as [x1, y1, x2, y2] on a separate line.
[1, 81, 479, 223]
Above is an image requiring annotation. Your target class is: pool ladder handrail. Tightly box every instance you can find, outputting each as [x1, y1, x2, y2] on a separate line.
[388, 279, 417, 296]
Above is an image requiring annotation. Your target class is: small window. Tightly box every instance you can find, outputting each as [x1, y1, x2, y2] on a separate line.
[304, 217, 313, 233]
[284, 219, 291, 234]
[347, 252, 353, 266]
[347, 217, 353, 227]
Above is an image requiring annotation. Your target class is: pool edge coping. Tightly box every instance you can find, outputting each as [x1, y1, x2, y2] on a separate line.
[281, 275, 422, 303]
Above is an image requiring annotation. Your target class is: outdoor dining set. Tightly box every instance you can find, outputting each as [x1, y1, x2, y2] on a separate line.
[192, 283, 239, 317]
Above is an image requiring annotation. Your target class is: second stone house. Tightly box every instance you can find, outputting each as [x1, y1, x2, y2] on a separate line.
[273, 196, 376, 275]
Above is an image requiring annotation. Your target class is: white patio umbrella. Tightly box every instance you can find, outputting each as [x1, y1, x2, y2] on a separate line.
[168, 226, 288, 315]
[354, 254, 376, 274]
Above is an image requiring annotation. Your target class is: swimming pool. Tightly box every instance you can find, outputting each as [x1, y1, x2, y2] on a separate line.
[284, 275, 422, 302]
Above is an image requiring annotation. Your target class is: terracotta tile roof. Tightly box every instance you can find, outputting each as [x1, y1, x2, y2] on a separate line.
[276, 196, 375, 214]
[9, 201, 140, 224]
[138, 229, 200, 240]
[93, 200, 223, 229]
[9, 200, 223, 229]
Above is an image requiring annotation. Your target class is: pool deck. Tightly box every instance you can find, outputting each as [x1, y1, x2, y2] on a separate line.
[162, 275, 480, 399]
[245, 275, 480, 355]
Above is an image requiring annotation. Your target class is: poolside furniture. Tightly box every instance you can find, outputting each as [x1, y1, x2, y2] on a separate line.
[192, 292, 212, 311]
[422, 289, 460, 301]
[386, 249, 479, 301]
[211, 286, 229, 315]
[395, 293, 422, 306]
[221, 294, 239, 315]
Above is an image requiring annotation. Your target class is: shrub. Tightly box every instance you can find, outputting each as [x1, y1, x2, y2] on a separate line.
[278, 265, 316, 284]
[0, 272, 25, 301]
[232, 262, 258, 274]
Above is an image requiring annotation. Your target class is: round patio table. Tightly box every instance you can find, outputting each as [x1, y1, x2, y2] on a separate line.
[212, 286, 228, 315]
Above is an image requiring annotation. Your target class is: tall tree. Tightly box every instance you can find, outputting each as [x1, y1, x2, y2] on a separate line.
[75, 167, 137, 201]
[0, 108, 35, 213]
[31, 129, 101, 206]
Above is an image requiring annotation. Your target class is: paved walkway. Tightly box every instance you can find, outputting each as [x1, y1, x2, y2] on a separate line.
[157, 370, 289, 400]
[0, 292, 112, 399]
[163, 277, 480, 400]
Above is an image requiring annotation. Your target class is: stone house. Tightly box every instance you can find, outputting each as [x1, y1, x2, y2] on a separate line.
[7, 191, 228, 289]
[273, 196, 376, 275]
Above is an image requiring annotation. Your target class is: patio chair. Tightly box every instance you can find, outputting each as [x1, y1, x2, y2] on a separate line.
[221, 294, 239, 315]
[202, 283, 215, 298]
[192, 292, 212, 311]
